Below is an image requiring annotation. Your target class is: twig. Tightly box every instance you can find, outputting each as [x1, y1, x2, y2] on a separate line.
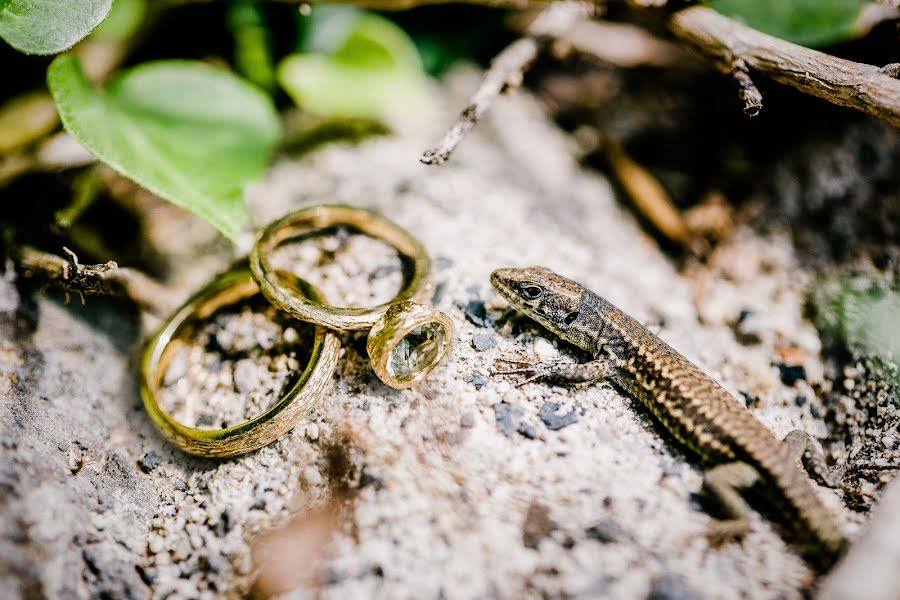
[730, 59, 762, 117]
[421, 1, 595, 165]
[668, 6, 900, 126]
[12, 245, 173, 316]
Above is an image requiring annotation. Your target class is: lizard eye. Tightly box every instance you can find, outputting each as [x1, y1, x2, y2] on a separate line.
[520, 284, 543, 300]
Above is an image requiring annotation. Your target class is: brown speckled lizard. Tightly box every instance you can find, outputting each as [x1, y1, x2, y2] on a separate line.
[491, 266, 847, 570]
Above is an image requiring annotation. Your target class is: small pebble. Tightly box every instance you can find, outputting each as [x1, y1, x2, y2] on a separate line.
[585, 519, 627, 544]
[212, 511, 231, 537]
[303, 466, 323, 486]
[522, 502, 557, 549]
[138, 450, 162, 473]
[539, 402, 578, 431]
[306, 423, 320, 441]
[435, 256, 454, 270]
[171, 540, 192, 562]
[516, 423, 538, 440]
[494, 403, 524, 437]
[464, 373, 489, 390]
[648, 573, 697, 600]
[776, 364, 806, 386]
[471, 333, 498, 351]
[233, 358, 260, 394]
[460, 413, 475, 428]
[360, 470, 383, 490]
[464, 300, 491, 328]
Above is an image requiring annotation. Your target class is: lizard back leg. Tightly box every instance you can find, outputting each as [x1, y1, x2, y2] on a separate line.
[703, 461, 760, 545]
[783, 430, 845, 489]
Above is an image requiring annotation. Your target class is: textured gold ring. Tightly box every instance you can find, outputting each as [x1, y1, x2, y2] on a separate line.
[249, 205, 431, 331]
[367, 301, 455, 389]
[141, 267, 340, 458]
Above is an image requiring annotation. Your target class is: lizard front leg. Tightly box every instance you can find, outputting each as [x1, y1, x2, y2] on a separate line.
[492, 355, 610, 387]
[702, 461, 761, 545]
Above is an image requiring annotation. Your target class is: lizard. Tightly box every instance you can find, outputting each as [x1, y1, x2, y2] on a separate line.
[490, 265, 848, 571]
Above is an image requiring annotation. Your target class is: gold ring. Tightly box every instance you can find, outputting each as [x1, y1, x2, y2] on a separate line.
[367, 301, 455, 389]
[141, 267, 340, 458]
[249, 205, 431, 331]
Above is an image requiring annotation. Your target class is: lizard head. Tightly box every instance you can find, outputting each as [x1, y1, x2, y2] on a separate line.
[490, 266, 585, 335]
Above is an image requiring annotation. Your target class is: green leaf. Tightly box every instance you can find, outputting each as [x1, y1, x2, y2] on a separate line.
[0, 0, 113, 55]
[278, 7, 425, 120]
[705, 0, 870, 47]
[48, 56, 281, 240]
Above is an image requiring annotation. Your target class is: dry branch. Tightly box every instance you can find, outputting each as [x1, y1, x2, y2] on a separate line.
[13, 245, 172, 315]
[421, 1, 594, 165]
[668, 6, 900, 126]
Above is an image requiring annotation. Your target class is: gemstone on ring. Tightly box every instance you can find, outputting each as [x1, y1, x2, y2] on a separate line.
[367, 301, 454, 389]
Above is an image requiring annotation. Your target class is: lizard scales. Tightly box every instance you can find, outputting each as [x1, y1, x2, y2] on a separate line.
[491, 266, 846, 569]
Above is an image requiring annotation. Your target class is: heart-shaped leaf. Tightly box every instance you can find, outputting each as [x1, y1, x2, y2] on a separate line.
[48, 56, 280, 240]
[0, 0, 113, 54]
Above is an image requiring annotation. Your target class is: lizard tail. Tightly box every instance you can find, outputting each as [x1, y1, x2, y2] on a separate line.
[748, 439, 848, 571]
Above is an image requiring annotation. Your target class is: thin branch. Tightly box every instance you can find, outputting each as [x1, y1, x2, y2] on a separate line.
[730, 59, 762, 117]
[668, 5, 900, 126]
[12, 245, 173, 316]
[421, 1, 595, 165]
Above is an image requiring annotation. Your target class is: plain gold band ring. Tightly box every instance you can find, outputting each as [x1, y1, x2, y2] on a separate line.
[141, 267, 340, 458]
[249, 205, 431, 331]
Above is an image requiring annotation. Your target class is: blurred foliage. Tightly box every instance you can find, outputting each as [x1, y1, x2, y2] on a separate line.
[0, 0, 112, 54]
[48, 56, 280, 240]
[809, 277, 900, 391]
[278, 6, 425, 120]
[91, 0, 145, 42]
[228, 0, 277, 92]
[0, 92, 58, 153]
[706, 0, 870, 48]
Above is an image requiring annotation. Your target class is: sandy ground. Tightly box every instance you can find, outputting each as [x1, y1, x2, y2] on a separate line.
[0, 70, 879, 599]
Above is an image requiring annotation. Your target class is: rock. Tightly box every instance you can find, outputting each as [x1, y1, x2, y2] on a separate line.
[538, 402, 578, 431]
[493, 403, 524, 437]
[302, 466, 323, 487]
[585, 519, 627, 544]
[464, 300, 491, 328]
[648, 573, 698, 600]
[471, 333, 497, 351]
[359, 470, 383, 491]
[464, 373, 489, 389]
[435, 257, 454, 270]
[139, 451, 162, 473]
[233, 358, 260, 394]
[460, 413, 475, 428]
[212, 512, 231, 538]
[522, 502, 557, 549]
[516, 423, 538, 440]
[777, 363, 807, 386]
